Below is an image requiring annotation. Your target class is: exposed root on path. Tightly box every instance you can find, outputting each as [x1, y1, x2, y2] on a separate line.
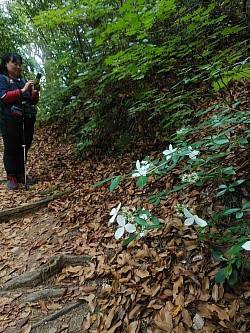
[32, 301, 85, 329]
[0, 188, 74, 221]
[2, 254, 91, 291]
[23, 287, 76, 302]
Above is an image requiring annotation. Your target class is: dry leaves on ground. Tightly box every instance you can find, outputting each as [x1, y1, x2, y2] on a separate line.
[0, 121, 249, 333]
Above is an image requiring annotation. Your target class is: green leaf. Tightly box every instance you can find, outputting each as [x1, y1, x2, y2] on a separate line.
[122, 233, 138, 248]
[223, 167, 236, 175]
[153, 197, 161, 206]
[226, 244, 244, 255]
[216, 189, 227, 197]
[92, 176, 116, 188]
[206, 152, 230, 162]
[242, 201, 250, 209]
[228, 269, 238, 286]
[221, 25, 244, 36]
[235, 211, 243, 219]
[235, 259, 242, 269]
[138, 209, 150, 216]
[144, 224, 163, 230]
[136, 176, 148, 188]
[134, 216, 148, 226]
[213, 137, 229, 145]
[218, 184, 228, 189]
[110, 176, 121, 193]
[215, 268, 226, 283]
[151, 216, 160, 225]
[166, 183, 188, 194]
[230, 179, 245, 187]
[212, 250, 225, 262]
[213, 78, 230, 92]
[224, 264, 233, 279]
[222, 208, 240, 216]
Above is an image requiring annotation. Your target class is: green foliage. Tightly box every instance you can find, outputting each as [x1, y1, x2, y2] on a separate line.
[212, 241, 249, 286]
[110, 176, 121, 193]
[7, 0, 247, 154]
[0, 2, 29, 56]
[222, 202, 250, 219]
[216, 180, 245, 197]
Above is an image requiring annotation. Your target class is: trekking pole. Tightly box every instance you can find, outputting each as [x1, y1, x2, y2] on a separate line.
[22, 101, 28, 190]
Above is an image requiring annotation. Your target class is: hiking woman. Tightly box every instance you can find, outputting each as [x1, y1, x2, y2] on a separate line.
[0, 52, 39, 190]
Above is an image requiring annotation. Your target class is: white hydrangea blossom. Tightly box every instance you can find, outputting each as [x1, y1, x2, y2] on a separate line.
[109, 202, 121, 224]
[132, 160, 151, 177]
[114, 215, 136, 239]
[187, 146, 200, 160]
[183, 208, 207, 227]
[139, 207, 151, 220]
[163, 144, 177, 160]
[242, 241, 250, 251]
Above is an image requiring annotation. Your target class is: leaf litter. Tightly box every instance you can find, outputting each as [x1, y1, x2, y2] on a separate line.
[0, 118, 249, 332]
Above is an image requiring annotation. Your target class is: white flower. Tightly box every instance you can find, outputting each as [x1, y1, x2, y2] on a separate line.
[163, 144, 177, 160]
[139, 226, 146, 238]
[132, 160, 151, 177]
[109, 202, 121, 223]
[188, 146, 200, 160]
[114, 215, 136, 239]
[183, 208, 207, 227]
[139, 207, 150, 220]
[140, 212, 148, 220]
[242, 241, 250, 251]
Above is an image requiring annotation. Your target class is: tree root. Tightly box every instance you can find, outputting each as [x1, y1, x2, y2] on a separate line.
[0, 188, 74, 222]
[2, 254, 91, 291]
[23, 287, 75, 302]
[31, 301, 84, 329]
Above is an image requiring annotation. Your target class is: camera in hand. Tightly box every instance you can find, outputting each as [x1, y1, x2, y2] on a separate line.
[34, 73, 42, 91]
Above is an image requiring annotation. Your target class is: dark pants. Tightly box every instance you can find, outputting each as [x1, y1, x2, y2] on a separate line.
[0, 113, 35, 177]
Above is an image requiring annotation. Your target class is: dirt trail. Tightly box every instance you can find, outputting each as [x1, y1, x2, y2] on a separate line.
[0, 131, 106, 333]
[0, 213, 95, 333]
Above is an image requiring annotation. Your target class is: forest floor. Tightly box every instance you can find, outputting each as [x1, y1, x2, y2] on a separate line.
[0, 115, 249, 333]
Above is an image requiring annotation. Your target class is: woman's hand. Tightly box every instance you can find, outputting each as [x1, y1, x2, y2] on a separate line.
[20, 80, 35, 94]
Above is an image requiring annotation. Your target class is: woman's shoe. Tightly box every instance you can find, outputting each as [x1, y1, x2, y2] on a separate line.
[6, 175, 18, 190]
